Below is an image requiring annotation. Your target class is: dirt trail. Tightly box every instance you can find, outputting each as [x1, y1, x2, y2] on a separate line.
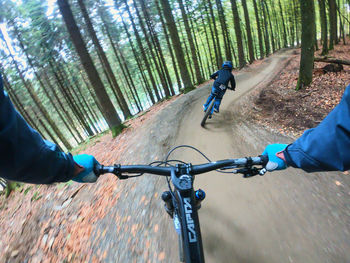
[172, 50, 350, 263]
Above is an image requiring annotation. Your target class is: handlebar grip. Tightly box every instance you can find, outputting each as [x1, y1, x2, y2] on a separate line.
[94, 163, 103, 176]
[260, 154, 269, 165]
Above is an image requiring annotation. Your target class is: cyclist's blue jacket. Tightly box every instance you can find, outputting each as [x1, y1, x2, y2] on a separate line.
[0, 74, 75, 184]
[210, 69, 236, 90]
[284, 84, 350, 172]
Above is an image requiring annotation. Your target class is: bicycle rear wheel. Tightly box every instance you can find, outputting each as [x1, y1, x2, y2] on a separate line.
[201, 98, 215, 127]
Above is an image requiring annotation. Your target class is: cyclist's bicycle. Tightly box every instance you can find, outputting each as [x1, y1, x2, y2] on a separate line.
[94, 145, 268, 263]
[201, 85, 233, 127]
[201, 96, 216, 127]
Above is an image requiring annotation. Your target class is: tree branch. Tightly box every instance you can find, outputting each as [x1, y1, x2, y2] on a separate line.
[314, 57, 350, 65]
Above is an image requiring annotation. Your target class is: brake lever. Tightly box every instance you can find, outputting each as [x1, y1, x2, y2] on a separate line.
[93, 164, 129, 179]
[113, 164, 129, 180]
[236, 167, 265, 178]
[220, 165, 238, 170]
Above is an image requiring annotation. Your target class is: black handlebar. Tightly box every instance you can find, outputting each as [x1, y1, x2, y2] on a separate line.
[94, 155, 268, 179]
[94, 164, 172, 176]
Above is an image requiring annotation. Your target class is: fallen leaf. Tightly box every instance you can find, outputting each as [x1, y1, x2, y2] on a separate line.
[158, 251, 166, 261]
[154, 224, 159, 233]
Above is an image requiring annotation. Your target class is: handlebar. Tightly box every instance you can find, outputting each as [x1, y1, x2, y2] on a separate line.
[94, 155, 268, 179]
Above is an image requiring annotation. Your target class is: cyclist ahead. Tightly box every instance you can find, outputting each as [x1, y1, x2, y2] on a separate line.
[203, 61, 236, 116]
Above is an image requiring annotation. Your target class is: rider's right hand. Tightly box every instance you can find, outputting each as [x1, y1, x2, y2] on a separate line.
[262, 144, 288, 171]
[72, 154, 100, 183]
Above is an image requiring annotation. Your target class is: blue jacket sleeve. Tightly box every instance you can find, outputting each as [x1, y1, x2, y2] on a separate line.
[210, 71, 219, 80]
[0, 74, 75, 184]
[284, 84, 350, 172]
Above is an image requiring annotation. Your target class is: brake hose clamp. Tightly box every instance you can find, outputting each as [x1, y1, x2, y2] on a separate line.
[186, 163, 193, 174]
[113, 164, 128, 179]
[246, 157, 253, 167]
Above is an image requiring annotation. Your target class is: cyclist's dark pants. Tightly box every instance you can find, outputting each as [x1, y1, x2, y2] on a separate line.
[203, 86, 226, 114]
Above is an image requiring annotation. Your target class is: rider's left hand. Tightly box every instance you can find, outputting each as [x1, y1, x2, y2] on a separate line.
[262, 144, 288, 171]
[72, 154, 100, 183]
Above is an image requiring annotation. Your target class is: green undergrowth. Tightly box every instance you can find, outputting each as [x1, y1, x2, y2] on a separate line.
[71, 94, 179, 154]
[71, 123, 128, 154]
[71, 129, 110, 155]
[181, 86, 196, 94]
[111, 123, 127, 137]
[135, 109, 151, 118]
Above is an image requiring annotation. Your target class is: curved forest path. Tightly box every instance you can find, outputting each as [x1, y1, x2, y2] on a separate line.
[169, 49, 350, 263]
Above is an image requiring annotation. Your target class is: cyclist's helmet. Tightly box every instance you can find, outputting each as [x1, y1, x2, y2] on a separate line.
[222, 61, 233, 70]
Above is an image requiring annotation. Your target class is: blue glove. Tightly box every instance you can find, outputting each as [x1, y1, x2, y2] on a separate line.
[262, 144, 288, 171]
[72, 154, 99, 183]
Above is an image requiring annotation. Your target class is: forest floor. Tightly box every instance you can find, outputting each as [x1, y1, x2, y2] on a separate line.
[1, 40, 350, 263]
[239, 38, 350, 138]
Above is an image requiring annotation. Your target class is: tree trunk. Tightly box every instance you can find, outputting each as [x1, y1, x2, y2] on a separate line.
[69, 70, 101, 133]
[159, 0, 193, 92]
[253, 0, 265, 58]
[57, 0, 123, 136]
[261, 0, 271, 56]
[48, 59, 93, 137]
[120, 1, 162, 101]
[177, 0, 204, 83]
[318, 0, 328, 55]
[215, 0, 233, 62]
[230, 0, 246, 67]
[77, 0, 131, 120]
[11, 23, 81, 144]
[104, 24, 142, 112]
[288, 2, 296, 46]
[55, 61, 95, 136]
[297, 0, 315, 90]
[263, 0, 276, 52]
[278, 0, 288, 47]
[314, 57, 350, 65]
[177, 22, 195, 83]
[241, 0, 255, 63]
[199, 10, 214, 74]
[138, 0, 175, 95]
[185, 2, 205, 78]
[270, 0, 282, 50]
[330, 0, 338, 44]
[119, 16, 156, 104]
[130, 0, 171, 98]
[41, 73, 82, 143]
[337, 1, 346, 44]
[42, 71, 84, 142]
[292, 0, 300, 46]
[207, 0, 223, 67]
[155, 0, 182, 91]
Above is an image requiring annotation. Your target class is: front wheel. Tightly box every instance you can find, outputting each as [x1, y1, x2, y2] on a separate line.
[201, 98, 215, 127]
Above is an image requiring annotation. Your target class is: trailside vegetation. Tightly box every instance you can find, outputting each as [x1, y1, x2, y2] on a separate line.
[0, 0, 349, 148]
